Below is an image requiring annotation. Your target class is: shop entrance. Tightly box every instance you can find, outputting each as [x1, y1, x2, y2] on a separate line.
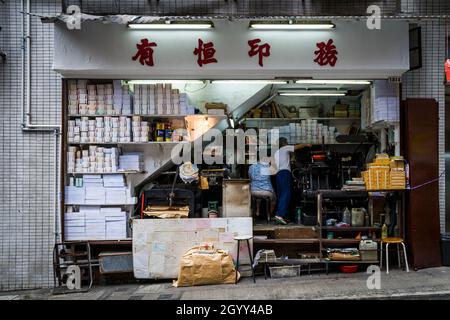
[60, 76, 417, 283]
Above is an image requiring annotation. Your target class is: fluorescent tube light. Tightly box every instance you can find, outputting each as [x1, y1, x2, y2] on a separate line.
[211, 80, 288, 84]
[228, 118, 235, 129]
[280, 93, 346, 96]
[278, 90, 347, 96]
[295, 80, 371, 85]
[127, 80, 205, 85]
[249, 21, 335, 30]
[128, 21, 213, 30]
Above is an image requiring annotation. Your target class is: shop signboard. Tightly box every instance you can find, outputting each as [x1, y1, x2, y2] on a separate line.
[54, 19, 409, 79]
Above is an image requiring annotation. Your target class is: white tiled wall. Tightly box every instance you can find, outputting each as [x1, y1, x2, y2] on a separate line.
[0, 0, 61, 291]
[402, 21, 447, 235]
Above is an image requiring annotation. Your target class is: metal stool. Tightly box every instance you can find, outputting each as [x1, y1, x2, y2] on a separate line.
[234, 235, 256, 284]
[380, 237, 410, 274]
[251, 195, 272, 223]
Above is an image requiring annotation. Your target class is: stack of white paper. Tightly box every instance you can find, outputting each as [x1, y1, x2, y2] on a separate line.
[179, 93, 195, 115]
[83, 175, 103, 186]
[65, 207, 127, 240]
[372, 80, 400, 123]
[85, 212, 106, 240]
[103, 174, 125, 187]
[122, 85, 132, 115]
[85, 185, 106, 204]
[79, 206, 101, 215]
[65, 186, 85, 204]
[103, 208, 127, 240]
[105, 187, 127, 204]
[65, 212, 86, 240]
[119, 153, 144, 171]
[113, 80, 123, 114]
[66, 175, 135, 205]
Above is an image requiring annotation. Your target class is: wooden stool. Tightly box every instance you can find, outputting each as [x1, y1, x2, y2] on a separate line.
[234, 235, 256, 284]
[251, 195, 272, 223]
[380, 237, 410, 274]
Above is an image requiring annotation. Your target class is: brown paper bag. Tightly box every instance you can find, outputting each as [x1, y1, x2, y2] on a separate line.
[173, 245, 239, 287]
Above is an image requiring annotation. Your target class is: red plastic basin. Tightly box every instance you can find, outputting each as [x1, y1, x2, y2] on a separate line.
[339, 265, 358, 273]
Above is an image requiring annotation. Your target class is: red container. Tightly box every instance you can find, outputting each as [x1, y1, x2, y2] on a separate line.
[445, 59, 450, 84]
[339, 265, 358, 273]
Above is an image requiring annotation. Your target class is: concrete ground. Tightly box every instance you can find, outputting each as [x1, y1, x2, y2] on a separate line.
[2, 267, 450, 300]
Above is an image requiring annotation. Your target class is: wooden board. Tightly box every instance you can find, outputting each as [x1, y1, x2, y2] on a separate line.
[273, 227, 318, 239]
[401, 99, 442, 269]
[132, 218, 253, 279]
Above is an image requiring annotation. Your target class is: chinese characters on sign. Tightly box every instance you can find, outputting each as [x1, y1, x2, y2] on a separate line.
[248, 38, 271, 67]
[132, 38, 338, 68]
[193, 38, 218, 67]
[314, 39, 338, 67]
[132, 38, 157, 66]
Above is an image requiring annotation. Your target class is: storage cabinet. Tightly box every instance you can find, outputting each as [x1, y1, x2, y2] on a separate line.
[401, 98, 441, 269]
[222, 179, 251, 218]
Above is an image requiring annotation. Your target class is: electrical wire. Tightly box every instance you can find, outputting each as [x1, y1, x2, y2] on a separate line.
[183, 82, 208, 93]
[410, 170, 446, 190]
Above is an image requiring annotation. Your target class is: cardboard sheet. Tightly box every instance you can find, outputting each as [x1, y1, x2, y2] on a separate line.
[133, 218, 252, 279]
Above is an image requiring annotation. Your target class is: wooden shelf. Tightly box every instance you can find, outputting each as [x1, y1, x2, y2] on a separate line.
[65, 240, 132, 245]
[322, 238, 381, 244]
[254, 224, 317, 232]
[322, 260, 379, 264]
[322, 227, 380, 232]
[65, 203, 136, 206]
[256, 143, 374, 149]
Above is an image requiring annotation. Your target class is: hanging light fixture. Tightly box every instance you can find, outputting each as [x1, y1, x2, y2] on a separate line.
[211, 80, 288, 84]
[278, 90, 347, 96]
[126, 80, 205, 85]
[249, 20, 335, 30]
[128, 20, 214, 30]
[295, 80, 371, 85]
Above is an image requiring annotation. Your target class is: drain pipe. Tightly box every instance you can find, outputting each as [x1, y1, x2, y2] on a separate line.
[22, 0, 61, 132]
[21, 0, 62, 243]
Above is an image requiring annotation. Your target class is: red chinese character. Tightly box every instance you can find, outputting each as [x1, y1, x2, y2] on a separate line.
[193, 39, 218, 67]
[248, 38, 271, 67]
[314, 39, 338, 67]
[132, 38, 158, 67]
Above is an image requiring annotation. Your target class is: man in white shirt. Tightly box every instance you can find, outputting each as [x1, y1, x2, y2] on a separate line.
[273, 137, 310, 225]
